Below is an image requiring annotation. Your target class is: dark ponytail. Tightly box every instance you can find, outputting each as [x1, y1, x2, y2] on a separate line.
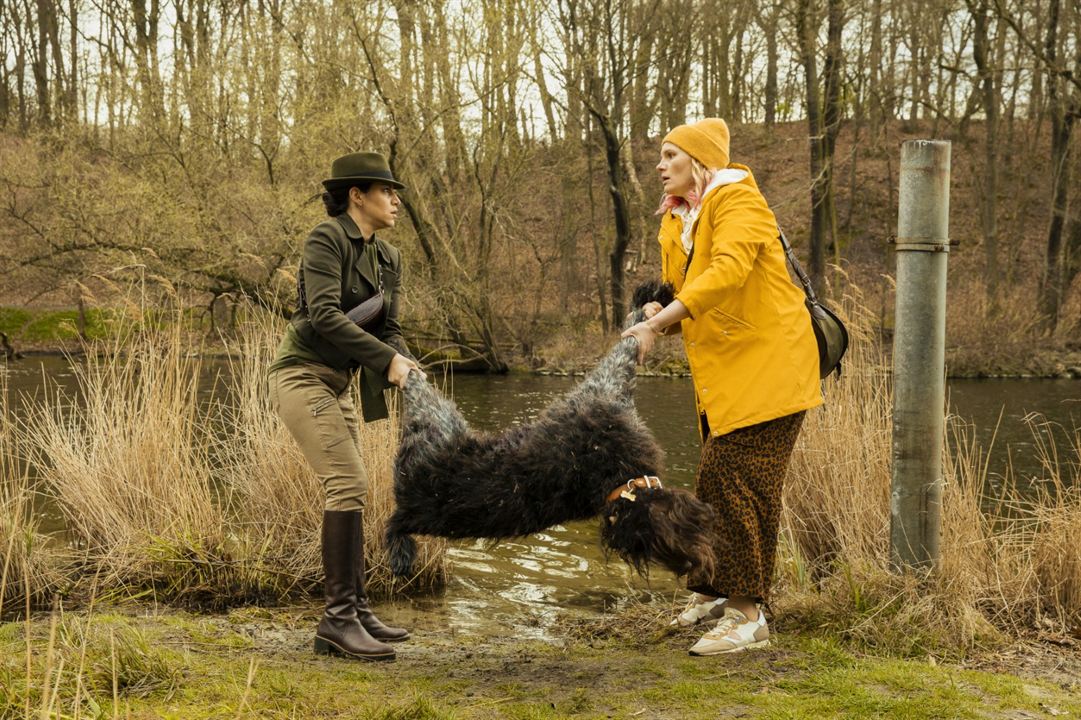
[321, 182, 373, 216]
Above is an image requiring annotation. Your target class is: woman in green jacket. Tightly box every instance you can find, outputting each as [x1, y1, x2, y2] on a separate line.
[268, 151, 423, 663]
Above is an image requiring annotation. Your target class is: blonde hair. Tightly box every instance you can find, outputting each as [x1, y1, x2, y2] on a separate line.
[656, 156, 717, 215]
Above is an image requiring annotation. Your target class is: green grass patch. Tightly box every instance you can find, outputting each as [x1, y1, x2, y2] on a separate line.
[0, 608, 1078, 719]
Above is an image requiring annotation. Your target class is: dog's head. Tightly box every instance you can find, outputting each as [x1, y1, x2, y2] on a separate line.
[600, 486, 717, 581]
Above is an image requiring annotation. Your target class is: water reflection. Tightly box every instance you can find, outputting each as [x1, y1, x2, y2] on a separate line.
[947, 379, 1080, 485]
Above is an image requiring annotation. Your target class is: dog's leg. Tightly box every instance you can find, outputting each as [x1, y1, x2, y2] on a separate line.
[384, 516, 418, 579]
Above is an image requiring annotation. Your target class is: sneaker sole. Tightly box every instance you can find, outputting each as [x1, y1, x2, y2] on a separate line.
[670, 606, 727, 628]
[671, 618, 711, 628]
[313, 635, 397, 662]
[688, 639, 770, 656]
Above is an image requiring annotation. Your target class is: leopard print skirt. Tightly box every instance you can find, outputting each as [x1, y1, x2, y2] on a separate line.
[686, 411, 805, 602]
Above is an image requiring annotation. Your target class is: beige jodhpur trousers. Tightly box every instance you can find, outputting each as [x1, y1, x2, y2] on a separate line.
[268, 362, 369, 511]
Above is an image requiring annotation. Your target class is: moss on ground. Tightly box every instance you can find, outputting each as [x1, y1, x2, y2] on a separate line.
[1, 604, 1077, 719]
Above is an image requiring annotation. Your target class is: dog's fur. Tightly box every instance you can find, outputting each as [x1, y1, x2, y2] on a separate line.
[386, 282, 717, 582]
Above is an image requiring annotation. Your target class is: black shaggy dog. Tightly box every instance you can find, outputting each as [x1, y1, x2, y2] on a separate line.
[385, 282, 718, 583]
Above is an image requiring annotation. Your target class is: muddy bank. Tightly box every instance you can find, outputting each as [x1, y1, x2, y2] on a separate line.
[4, 596, 1080, 719]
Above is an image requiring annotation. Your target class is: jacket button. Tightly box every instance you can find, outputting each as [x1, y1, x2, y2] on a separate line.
[351, 286, 359, 293]
[702, 388, 708, 393]
[689, 342, 695, 347]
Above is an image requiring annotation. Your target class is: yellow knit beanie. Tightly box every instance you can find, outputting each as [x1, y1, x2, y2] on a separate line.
[662, 118, 731, 169]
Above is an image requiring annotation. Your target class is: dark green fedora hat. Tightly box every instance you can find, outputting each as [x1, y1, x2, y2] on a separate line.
[322, 151, 406, 191]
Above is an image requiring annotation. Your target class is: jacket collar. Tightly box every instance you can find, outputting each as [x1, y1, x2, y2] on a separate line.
[658, 164, 759, 257]
[335, 213, 386, 292]
[335, 212, 369, 242]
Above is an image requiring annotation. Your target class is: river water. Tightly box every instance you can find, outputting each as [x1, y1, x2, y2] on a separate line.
[2, 357, 1078, 633]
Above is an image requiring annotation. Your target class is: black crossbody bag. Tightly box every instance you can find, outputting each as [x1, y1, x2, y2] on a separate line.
[297, 241, 385, 333]
[778, 228, 849, 378]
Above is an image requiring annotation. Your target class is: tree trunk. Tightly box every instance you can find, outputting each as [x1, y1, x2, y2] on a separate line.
[1040, 111, 1074, 330]
[529, 11, 560, 141]
[43, 0, 63, 124]
[0, 4, 9, 128]
[586, 110, 634, 330]
[67, 0, 77, 122]
[628, 4, 655, 143]
[822, 0, 845, 265]
[14, 0, 27, 131]
[131, 0, 163, 122]
[798, 0, 835, 297]
[30, 0, 49, 126]
[1037, 0, 1071, 331]
[968, 0, 1000, 301]
[760, 3, 779, 126]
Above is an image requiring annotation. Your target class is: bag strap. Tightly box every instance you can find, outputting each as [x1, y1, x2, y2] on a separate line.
[778, 227, 820, 305]
[682, 221, 819, 307]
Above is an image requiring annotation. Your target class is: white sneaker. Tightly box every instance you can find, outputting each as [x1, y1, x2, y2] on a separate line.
[670, 593, 727, 627]
[688, 607, 769, 655]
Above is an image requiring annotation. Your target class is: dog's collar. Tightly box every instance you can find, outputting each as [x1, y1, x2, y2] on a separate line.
[606, 475, 662, 503]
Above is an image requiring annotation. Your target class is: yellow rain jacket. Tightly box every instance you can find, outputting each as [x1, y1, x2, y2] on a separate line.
[659, 165, 822, 438]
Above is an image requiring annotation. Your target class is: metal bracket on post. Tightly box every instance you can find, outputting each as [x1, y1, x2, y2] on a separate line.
[889, 140, 951, 573]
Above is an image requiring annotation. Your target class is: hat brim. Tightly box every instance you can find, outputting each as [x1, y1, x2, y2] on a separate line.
[321, 175, 406, 191]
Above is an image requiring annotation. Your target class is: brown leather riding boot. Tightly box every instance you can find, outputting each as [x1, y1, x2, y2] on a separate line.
[355, 514, 410, 642]
[313, 510, 395, 662]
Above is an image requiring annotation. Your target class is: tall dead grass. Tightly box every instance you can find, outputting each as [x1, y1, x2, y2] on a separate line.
[1, 368, 58, 614]
[779, 289, 1081, 656]
[22, 299, 449, 604]
[19, 296, 445, 604]
[945, 276, 1053, 376]
[21, 312, 239, 604]
[217, 308, 447, 598]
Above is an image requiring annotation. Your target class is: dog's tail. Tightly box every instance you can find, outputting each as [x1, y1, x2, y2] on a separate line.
[385, 520, 418, 578]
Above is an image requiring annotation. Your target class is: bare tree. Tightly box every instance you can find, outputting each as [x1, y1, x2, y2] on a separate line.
[796, 0, 846, 296]
[995, 0, 1081, 330]
[755, 0, 785, 126]
[556, 0, 659, 330]
[965, 0, 1002, 301]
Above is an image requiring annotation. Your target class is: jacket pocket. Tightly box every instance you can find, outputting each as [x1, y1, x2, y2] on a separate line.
[309, 394, 337, 418]
[707, 306, 755, 331]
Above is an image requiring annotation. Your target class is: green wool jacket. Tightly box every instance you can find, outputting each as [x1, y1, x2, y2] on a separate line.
[272, 212, 412, 422]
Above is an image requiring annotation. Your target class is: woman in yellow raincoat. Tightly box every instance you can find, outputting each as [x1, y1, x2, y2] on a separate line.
[623, 118, 822, 655]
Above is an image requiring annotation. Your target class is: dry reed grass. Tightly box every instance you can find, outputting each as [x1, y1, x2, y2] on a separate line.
[217, 308, 447, 598]
[19, 296, 447, 604]
[554, 591, 678, 646]
[0, 367, 59, 614]
[945, 276, 1050, 376]
[777, 289, 1081, 657]
[1022, 419, 1081, 629]
[20, 310, 241, 605]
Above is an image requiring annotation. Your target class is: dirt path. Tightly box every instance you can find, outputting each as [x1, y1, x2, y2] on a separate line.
[30, 600, 1066, 720]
